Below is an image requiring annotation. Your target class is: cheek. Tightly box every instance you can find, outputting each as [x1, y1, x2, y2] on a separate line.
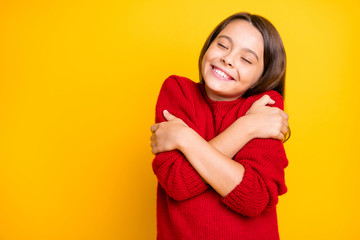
[201, 52, 211, 74]
[202, 49, 220, 73]
[239, 67, 263, 85]
[203, 46, 219, 62]
[202, 51, 210, 64]
[256, 67, 264, 81]
[251, 64, 264, 80]
[201, 58, 206, 76]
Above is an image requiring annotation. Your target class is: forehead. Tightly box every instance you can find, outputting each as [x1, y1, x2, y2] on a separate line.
[218, 19, 264, 52]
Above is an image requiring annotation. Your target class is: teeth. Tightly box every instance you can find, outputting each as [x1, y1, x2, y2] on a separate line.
[214, 67, 231, 79]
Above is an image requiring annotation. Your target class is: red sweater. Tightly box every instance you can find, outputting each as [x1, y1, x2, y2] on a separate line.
[152, 75, 288, 240]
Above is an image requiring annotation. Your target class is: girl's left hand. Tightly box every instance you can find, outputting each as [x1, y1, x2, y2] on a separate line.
[150, 110, 190, 154]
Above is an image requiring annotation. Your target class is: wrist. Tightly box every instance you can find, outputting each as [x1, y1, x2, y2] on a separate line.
[177, 127, 198, 152]
[238, 115, 257, 140]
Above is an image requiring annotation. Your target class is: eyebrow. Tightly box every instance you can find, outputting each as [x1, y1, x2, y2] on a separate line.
[217, 35, 259, 61]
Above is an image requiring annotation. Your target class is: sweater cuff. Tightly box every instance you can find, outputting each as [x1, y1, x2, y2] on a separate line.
[182, 163, 208, 195]
[221, 164, 268, 216]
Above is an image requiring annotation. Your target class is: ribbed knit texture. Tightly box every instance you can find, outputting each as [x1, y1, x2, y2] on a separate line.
[152, 75, 288, 240]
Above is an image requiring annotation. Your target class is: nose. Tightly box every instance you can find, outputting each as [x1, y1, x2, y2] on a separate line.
[220, 56, 234, 68]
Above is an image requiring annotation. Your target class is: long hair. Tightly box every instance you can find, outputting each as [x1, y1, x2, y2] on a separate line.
[198, 12, 287, 99]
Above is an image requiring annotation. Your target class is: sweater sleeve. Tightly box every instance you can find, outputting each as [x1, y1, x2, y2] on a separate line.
[221, 90, 288, 217]
[152, 76, 209, 201]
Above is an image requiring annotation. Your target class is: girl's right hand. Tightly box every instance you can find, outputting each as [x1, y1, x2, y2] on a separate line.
[245, 95, 289, 141]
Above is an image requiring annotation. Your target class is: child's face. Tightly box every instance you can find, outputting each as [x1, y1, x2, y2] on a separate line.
[201, 19, 264, 101]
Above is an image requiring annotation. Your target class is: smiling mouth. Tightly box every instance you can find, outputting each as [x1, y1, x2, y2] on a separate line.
[211, 65, 234, 81]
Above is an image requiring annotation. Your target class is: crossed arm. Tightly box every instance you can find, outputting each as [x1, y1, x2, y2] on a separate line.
[151, 94, 289, 198]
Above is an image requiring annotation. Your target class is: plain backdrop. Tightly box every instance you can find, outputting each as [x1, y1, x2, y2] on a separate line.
[0, 0, 359, 239]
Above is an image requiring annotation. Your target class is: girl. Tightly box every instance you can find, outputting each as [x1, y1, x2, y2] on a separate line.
[150, 12, 289, 240]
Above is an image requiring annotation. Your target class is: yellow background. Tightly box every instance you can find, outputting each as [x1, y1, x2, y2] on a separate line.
[0, 0, 359, 239]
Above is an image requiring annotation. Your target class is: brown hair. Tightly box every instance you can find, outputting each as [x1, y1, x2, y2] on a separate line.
[198, 12, 287, 98]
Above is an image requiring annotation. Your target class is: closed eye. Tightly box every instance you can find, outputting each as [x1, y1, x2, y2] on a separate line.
[241, 57, 252, 64]
[217, 43, 228, 49]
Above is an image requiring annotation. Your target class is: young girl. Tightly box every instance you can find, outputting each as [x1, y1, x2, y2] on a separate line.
[150, 12, 289, 240]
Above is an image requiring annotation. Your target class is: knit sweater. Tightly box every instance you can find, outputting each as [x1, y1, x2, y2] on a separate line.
[152, 75, 288, 240]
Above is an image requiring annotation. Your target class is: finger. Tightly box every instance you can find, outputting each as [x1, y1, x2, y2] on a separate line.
[151, 146, 159, 155]
[280, 125, 288, 136]
[150, 124, 159, 133]
[163, 110, 177, 121]
[276, 132, 285, 141]
[283, 118, 289, 128]
[150, 134, 155, 141]
[254, 95, 275, 106]
[151, 147, 157, 155]
[280, 110, 289, 120]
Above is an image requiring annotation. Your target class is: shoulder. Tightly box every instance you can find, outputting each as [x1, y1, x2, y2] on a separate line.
[155, 75, 201, 123]
[160, 75, 198, 93]
[244, 90, 284, 111]
[156, 75, 201, 117]
[158, 75, 200, 102]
